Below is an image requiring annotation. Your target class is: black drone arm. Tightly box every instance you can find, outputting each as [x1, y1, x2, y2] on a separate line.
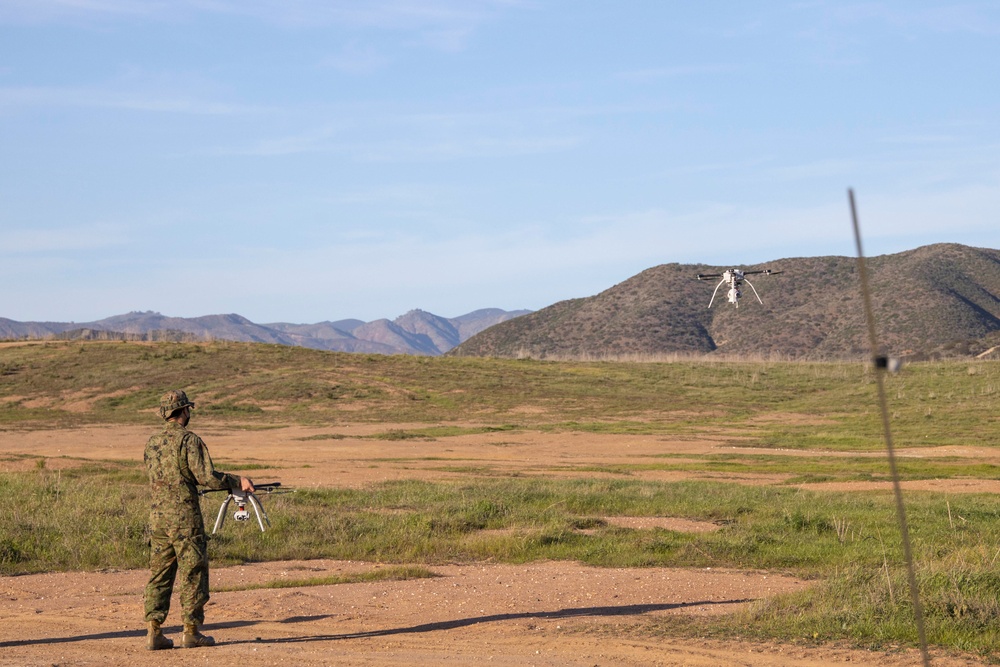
[253, 482, 283, 493]
[199, 481, 283, 496]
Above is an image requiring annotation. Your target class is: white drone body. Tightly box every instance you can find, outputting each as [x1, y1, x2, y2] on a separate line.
[697, 268, 782, 308]
[201, 482, 293, 533]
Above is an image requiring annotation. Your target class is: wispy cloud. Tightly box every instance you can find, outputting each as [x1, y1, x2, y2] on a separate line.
[320, 42, 392, 75]
[353, 134, 581, 162]
[0, 223, 130, 254]
[797, 1, 1000, 36]
[9, 177, 1000, 322]
[617, 64, 739, 83]
[207, 94, 694, 160]
[218, 124, 348, 156]
[0, 0, 171, 22]
[0, 84, 266, 115]
[858, 179, 1000, 239]
[226, 0, 528, 32]
[218, 130, 580, 161]
[877, 134, 958, 145]
[203, 96, 602, 159]
[1, 0, 528, 43]
[654, 157, 774, 179]
[319, 183, 454, 207]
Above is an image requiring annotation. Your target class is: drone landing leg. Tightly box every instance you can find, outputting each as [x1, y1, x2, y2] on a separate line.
[744, 278, 764, 305]
[212, 495, 232, 534]
[247, 493, 271, 532]
[708, 278, 726, 308]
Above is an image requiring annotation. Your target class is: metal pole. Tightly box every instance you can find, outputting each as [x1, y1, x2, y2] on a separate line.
[849, 188, 930, 666]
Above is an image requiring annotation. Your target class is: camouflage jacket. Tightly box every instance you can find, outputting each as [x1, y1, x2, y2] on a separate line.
[145, 421, 241, 534]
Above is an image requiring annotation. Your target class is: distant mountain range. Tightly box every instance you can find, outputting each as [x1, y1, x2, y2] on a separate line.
[452, 243, 1000, 361]
[0, 308, 531, 356]
[8, 243, 1000, 361]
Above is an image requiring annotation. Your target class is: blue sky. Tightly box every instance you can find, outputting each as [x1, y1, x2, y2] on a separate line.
[3, 1, 999, 324]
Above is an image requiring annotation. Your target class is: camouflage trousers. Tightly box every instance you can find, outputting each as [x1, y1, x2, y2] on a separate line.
[143, 528, 210, 625]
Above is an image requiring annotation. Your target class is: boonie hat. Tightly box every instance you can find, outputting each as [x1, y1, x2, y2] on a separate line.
[159, 389, 195, 420]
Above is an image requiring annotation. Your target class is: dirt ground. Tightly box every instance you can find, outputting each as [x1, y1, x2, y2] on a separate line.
[0, 423, 992, 666]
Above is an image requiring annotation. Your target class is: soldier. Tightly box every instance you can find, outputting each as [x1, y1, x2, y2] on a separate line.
[143, 389, 254, 650]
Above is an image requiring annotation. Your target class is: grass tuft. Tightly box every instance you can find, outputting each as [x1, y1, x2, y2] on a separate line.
[214, 565, 439, 592]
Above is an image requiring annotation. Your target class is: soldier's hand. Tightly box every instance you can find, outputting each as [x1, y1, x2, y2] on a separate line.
[240, 477, 255, 493]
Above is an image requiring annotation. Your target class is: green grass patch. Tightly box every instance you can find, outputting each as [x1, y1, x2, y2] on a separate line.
[5, 342, 1000, 457]
[296, 433, 348, 441]
[199, 401, 265, 416]
[6, 343, 1000, 659]
[214, 565, 439, 592]
[6, 464, 1000, 659]
[608, 453, 1000, 484]
[0, 463, 149, 572]
[212, 461, 280, 472]
[366, 424, 521, 440]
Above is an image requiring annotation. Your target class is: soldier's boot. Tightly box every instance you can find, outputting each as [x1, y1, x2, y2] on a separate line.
[146, 620, 173, 650]
[182, 623, 215, 648]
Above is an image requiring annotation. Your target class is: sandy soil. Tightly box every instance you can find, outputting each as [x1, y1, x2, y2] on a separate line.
[0, 423, 991, 665]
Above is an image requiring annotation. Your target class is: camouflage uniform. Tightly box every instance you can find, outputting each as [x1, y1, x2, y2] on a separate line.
[143, 392, 241, 626]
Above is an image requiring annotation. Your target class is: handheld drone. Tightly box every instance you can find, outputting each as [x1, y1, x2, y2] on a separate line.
[697, 269, 783, 308]
[200, 482, 293, 533]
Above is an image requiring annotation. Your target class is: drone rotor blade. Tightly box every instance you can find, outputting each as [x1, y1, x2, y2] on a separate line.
[697, 273, 722, 280]
[254, 482, 282, 493]
[742, 269, 784, 276]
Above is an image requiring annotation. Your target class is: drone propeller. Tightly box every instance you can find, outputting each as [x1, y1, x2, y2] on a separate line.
[698, 269, 782, 277]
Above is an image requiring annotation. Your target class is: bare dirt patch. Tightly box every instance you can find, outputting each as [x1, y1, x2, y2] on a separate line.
[747, 411, 836, 427]
[0, 424, 739, 489]
[62, 386, 141, 413]
[801, 479, 1000, 494]
[602, 517, 721, 533]
[0, 422, 988, 665]
[0, 559, 974, 667]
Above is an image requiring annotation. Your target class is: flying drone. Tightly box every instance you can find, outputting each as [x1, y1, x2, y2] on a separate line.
[200, 482, 294, 533]
[697, 268, 783, 308]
